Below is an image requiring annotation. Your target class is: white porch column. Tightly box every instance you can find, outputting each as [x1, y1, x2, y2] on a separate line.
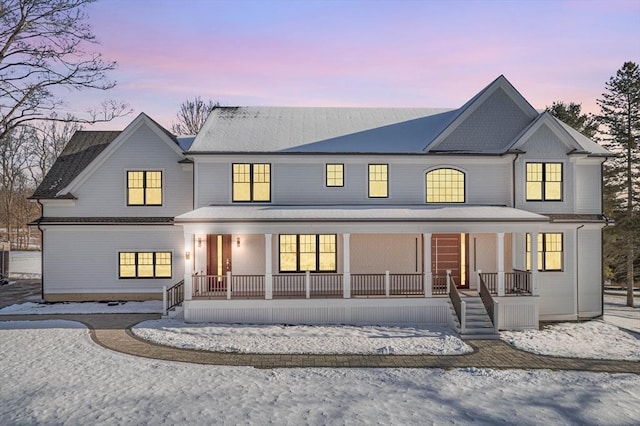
[265, 233, 273, 300]
[343, 233, 351, 299]
[497, 232, 505, 296]
[184, 232, 194, 301]
[423, 233, 432, 297]
[531, 232, 539, 296]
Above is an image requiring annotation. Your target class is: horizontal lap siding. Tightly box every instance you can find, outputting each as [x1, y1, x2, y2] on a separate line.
[196, 158, 510, 206]
[351, 234, 421, 274]
[47, 125, 193, 217]
[578, 229, 602, 316]
[575, 164, 602, 213]
[42, 226, 184, 296]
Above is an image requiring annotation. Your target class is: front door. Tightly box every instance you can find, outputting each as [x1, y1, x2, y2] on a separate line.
[207, 234, 233, 277]
[431, 233, 468, 288]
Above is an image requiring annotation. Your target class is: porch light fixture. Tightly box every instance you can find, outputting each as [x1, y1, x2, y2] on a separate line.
[185, 251, 190, 260]
[236, 237, 240, 247]
[197, 237, 202, 247]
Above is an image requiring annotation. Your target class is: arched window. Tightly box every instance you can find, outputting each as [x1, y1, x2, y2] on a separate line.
[426, 168, 465, 203]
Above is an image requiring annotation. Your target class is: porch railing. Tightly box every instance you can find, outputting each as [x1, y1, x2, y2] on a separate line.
[448, 274, 465, 333]
[272, 274, 306, 298]
[478, 273, 499, 333]
[351, 273, 385, 296]
[432, 273, 449, 295]
[505, 269, 532, 294]
[191, 272, 455, 300]
[479, 270, 532, 296]
[163, 279, 184, 315]
[390, 273, 424, 296]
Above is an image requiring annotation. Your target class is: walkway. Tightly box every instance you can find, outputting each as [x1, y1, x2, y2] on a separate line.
[1, 313, 638, 373]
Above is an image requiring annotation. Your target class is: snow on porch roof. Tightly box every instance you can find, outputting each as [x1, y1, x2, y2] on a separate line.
[175, 205, 550, 223]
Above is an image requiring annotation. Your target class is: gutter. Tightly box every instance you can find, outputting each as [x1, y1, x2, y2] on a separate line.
[511, 152, 520, 208]
[575, 224, 584, 319]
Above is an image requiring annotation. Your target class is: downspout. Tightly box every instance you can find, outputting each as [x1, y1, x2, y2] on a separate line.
[36, 200, 44, 301]
[600, 158, 609, 319]
[575, 224, 584, 319]
[511, 153, 520, 208]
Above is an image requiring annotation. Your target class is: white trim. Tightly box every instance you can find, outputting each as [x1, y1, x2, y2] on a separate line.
[509, 113, 583, 153]
[61, 114, 184, 196]
[426, 76, 538, 152]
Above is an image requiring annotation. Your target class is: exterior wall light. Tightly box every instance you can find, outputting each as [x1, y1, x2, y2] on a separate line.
[197, 237, 202, 248]
[236, 237, 240, 247]
[185, 251, 191, 260]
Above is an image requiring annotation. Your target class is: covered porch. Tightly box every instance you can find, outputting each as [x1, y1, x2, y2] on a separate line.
[175, 205, 547, 328]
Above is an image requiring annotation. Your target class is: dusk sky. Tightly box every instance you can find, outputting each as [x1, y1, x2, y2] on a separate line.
[63, 0, 639, 132]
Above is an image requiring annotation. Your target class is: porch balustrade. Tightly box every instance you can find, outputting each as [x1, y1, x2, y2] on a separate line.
[192, 272, 444, 300]
[479, 270, 532, 296]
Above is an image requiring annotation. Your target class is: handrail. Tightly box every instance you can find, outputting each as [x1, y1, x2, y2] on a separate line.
[163, 279, 184, 315]
[479, 274, 497, 330]
[448, 274, 464, 332]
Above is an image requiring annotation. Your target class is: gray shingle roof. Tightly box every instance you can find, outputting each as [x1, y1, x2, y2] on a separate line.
[31, 131, 121, 199]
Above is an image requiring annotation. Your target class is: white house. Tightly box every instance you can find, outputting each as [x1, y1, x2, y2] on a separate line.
[31, 76, 612, 335]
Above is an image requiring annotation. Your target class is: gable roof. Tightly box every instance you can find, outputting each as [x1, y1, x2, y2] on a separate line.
[30, 131, 121, 200]
[189, 107, 455, 153]
[425, 75, 539, 153]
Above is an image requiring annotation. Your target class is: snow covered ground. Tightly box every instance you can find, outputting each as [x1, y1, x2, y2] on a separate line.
[7, 250, 41, 278]
[132, 320, 473, 355]
[603, 293, 640, 333]
[1, 320, 639, 425]
[0, 300, 162, 315]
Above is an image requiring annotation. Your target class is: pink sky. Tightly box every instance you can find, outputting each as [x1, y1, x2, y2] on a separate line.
[59, 0, 639, 132]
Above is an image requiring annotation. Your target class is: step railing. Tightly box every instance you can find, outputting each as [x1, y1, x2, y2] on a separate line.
[479, 273, 500, 333]
[163, 279, 184, 316]
[447, 271, 466, 333]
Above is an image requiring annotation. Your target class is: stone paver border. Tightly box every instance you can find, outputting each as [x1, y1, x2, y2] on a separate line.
[1, 313, 638, 374]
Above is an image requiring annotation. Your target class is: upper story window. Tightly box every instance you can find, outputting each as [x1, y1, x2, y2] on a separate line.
[127, 171, 162, 206]
[279, 234, 337, 272]
[119, 251, 172, 279]
[526, 233, 563, 271]
[526, 162, 562, 201]
[232, 163, 271, 202]
[326, 164, 344, 187]
[368, 164, 388, 198]
[425, 168, 465, 203]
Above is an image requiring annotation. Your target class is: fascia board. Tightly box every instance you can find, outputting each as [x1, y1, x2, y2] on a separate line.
[60, 114, 183, 196]
[510, 113, 583, 153]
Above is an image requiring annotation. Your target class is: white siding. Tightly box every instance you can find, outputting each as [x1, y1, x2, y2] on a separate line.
[514, 124, 575, 214]
[575, 163, 602, 213]
[351, 234, 422, 274]
[578, 229, 603, 317]
[537, 228, 575, 318]
[195, 156, 511, 207]
[42, 225, 184, 296]
[46, 124, 193, 217]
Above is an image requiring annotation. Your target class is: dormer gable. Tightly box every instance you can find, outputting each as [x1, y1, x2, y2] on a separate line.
[59, 113, 184, 198]
[508, 112, 584, 156]
[425, 75, 539, 153]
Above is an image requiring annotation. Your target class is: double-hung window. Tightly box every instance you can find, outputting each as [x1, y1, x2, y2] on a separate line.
[526, 233, 563, 271]
[119, 252, 172, 278]
[368, 164, 388, 198]
[326, 164, 344, 187]
[127, 171, 162, 206]
[526, 162, 562, 201]
[233, 163, 271, 202]
[425, 168, 465, 203]
[279, 234, 336, 272]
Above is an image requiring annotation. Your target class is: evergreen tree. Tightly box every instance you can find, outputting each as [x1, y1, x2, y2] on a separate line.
[597, 62, 640, 307]
[546, 101, 598, 138]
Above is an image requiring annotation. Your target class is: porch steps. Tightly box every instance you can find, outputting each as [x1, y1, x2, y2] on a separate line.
[455, 296, 499, 340]
[162, 305, 184, 320]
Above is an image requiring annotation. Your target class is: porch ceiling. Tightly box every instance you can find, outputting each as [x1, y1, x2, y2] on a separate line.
[176, 205, 549, 224]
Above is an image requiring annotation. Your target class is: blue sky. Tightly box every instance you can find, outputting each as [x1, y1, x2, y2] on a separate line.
[61, 0, 639, 131]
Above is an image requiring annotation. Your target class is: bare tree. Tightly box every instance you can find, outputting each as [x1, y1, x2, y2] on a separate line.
[28, 114, 82, 186]
[0, 0, 131, 141]
[171, 96, 219, 135]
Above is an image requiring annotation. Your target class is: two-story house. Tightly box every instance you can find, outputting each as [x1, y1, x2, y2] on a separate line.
[31, 76, 612, 333]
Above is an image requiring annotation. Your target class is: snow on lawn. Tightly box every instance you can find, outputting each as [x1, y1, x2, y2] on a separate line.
[0, 300, 162, 315]
[132, 320, 472, 355]
[501, 320, 640, 361]
[1, 321, 639, 425]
